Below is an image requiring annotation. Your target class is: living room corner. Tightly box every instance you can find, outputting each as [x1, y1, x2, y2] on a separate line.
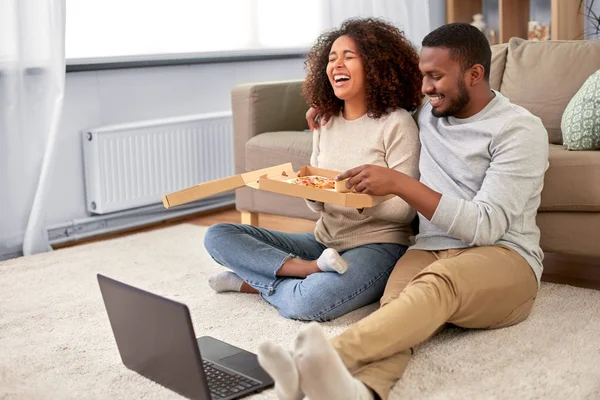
[1, 1, 600, 399]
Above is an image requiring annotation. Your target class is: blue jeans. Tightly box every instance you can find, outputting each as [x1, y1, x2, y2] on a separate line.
[204, 223, 406, 321]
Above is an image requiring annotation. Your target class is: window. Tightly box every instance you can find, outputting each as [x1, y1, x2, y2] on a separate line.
[65, 0, 325, 62]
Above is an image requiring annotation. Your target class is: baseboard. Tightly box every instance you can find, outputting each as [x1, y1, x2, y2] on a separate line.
[0, 248, 23, 261]
[47, 194, 234, 247]
[0, 234, 26, 261]
[542, 252, 600, 290]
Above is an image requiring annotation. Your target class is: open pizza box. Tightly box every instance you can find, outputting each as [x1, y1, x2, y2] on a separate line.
[162, 162, 393, 209]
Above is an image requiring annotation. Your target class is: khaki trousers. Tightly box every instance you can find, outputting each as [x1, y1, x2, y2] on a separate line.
[331, 245, 539, 400]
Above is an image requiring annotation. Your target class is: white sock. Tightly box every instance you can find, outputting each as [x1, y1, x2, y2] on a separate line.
[257, 341, 303, 400]
[316, 248, 348, 274]
[207, 271, 243, 293]
[293, 322, 374, 400]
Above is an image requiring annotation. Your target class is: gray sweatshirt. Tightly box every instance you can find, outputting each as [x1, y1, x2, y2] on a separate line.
[412, 91, 549, 282]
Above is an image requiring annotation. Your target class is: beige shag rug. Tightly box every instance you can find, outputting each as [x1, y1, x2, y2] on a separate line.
[1, 224, 599, 400]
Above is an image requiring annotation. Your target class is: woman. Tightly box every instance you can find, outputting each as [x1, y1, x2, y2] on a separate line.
[203, 17, 423, 321]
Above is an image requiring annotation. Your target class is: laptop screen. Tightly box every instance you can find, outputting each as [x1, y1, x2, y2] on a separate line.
[98, 274, 210, 400]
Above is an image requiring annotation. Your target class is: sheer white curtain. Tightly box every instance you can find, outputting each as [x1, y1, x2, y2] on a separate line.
[324, 0, 432, 47]
[0, 0, 66, 257]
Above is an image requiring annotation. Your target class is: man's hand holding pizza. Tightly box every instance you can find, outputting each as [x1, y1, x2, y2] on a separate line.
[336, 164, 443, 221]
[335, 165, 402, 196]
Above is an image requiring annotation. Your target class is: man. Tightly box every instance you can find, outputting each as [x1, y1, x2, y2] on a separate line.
[256, 23, 549, 400]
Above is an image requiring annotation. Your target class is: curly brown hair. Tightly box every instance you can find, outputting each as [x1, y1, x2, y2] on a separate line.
[302, 18, 423, 119]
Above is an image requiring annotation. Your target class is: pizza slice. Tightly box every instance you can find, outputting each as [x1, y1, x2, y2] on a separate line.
[291, 175, 335, 190]
[290, 175, 353, 192]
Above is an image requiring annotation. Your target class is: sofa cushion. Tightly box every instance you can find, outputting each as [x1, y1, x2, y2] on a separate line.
[236, 186, 319, 221]
[245, 131, 312, 172]
[561, 69, 600, 150]
[501, 38, 600, 145]
[540, 144, 600, 211]
[537, 212, 600, 257]
[490, 43, 508, 91]
[245, 133, 600, 213]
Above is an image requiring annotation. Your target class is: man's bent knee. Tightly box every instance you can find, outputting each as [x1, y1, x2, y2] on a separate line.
[380, 250, 437, 308]
[380, 290, 401, 308]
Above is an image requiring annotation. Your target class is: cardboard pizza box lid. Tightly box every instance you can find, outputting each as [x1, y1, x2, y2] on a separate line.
[258, 165, 394, 208]
[162, 163, 295, 208]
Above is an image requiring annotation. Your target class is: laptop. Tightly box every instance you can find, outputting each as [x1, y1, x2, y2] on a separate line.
[97, 274, 274, 400]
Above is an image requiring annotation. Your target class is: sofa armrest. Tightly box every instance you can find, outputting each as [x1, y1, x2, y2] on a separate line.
[231, 80, 309, 173]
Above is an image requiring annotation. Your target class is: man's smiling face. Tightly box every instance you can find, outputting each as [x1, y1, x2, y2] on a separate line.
[419, 46, 471, 118]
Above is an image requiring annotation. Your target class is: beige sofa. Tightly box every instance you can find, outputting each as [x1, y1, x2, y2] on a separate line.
[231, 38, 600, 260]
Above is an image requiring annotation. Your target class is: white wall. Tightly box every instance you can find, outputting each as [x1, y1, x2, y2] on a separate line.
[0, 4, 448, 259]
[48, 59, 307, 227]
[49, 2, 447, 230]
[429, 0, 446, 31]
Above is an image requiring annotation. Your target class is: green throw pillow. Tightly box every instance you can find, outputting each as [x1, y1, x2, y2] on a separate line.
[561, 69, 600, 150]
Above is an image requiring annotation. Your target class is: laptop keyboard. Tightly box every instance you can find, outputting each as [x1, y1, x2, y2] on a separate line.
[203, 360, 260, 399]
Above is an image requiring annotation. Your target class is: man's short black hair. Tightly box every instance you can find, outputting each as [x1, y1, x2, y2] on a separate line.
[422, 23, 491, 81]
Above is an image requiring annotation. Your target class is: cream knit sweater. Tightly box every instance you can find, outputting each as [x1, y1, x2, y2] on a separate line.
[308, 109, 420, 251]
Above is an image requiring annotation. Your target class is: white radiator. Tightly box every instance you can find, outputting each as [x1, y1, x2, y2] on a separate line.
[82, 112, 234, 214]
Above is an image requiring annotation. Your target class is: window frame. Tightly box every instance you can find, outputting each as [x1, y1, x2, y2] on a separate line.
[66, 47, 308, 72]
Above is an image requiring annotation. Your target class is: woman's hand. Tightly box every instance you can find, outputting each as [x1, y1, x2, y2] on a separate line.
[306, 107, 331, 131]
[336, 165, 403, 196]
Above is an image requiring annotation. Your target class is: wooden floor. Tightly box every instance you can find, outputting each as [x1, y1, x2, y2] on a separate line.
[56, 206, 600, 290]
[55, 206, 315, 249]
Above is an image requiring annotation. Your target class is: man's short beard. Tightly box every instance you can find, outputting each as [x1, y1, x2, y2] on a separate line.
[431, 77, 470, 118]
